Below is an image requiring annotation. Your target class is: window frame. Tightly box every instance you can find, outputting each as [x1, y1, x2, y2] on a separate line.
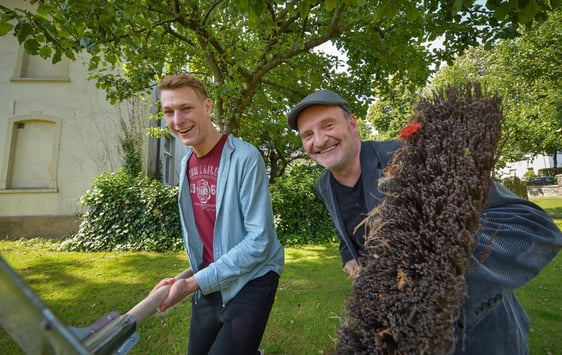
[0, 113, 62, 193]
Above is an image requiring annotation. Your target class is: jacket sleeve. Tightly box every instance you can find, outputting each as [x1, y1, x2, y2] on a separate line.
[468, 182, 562, 289]
[314, 178, 356, 266]
[336, 229, 355, 266]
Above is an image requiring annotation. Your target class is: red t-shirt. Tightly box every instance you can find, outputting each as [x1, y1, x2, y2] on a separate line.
[187, 134, 227, 266]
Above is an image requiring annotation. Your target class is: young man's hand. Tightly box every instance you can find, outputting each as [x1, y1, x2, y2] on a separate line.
[157, 276, 200, 312]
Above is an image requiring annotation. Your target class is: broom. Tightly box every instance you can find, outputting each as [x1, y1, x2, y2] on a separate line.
[337, 83, 503, 354]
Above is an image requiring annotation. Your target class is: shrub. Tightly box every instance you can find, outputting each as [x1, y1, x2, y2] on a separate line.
[60, 168, 183, 252]
[523, 169, 536, 181]
[270, 163, 336, 246]
[500, 176, 529, 199]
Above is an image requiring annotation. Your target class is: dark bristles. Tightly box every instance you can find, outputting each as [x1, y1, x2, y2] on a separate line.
[337, 83, 503, 354]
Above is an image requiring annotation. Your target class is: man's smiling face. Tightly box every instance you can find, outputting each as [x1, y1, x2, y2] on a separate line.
[297, 105, 360, 173]
[160, 86, 212, 150]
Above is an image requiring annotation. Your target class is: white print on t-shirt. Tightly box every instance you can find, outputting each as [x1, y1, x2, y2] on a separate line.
[195, 179, 213, 203]
[189, 165, 218, 206]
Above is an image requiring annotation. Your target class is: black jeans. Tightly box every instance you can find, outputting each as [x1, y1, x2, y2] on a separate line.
[187, 271, 279, 355]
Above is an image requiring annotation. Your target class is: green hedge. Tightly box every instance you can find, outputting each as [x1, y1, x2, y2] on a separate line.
[60, 168, 183, 252]
[66, 163, 531, 252]
[500, 176, 529, 199]
[270, 163, 336, 246]
[61, 163, 337, 252]
[538, 168, 558, 177]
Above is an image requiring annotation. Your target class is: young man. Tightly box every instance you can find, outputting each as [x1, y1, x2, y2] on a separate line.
[151, 73, 284, 355]
[288, 89, 562, 354]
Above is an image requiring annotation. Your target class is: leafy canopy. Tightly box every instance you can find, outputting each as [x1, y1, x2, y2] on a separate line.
[430, 9, 562, 173]
[1, 0, 559, 179]
[367, 8, 561, 174]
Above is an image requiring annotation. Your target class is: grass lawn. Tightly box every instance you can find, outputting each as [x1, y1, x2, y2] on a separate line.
[531, 197, 562, 217]
[515, 198, 562, 355]
[0, 197, 560, 354]
[0, 242, 351, 354]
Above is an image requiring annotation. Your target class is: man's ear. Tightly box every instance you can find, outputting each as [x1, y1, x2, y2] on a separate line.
[204, 97, 213, 117]
[349, 114, 359, 136]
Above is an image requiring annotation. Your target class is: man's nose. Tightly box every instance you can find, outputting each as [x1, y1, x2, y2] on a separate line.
[314, 132, 329, 147]
[172, 110, 183, 124]
[165, 111, 181, 127]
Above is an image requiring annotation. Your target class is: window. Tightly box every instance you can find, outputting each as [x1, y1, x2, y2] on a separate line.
[0, 113, 61, 191]
[11, 46, 69, 82]
[161, 135, 175, 186]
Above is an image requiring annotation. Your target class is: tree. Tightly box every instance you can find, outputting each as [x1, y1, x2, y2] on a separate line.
[1, 0, 559, 180]
[509, 8, 562, 174]
[428, 9, 562, 173]
[365, 82, 421, 140]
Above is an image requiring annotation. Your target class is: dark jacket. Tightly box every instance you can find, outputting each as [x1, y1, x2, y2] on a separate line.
[315, 140, 562, 354]
[315, 140, 401, 265]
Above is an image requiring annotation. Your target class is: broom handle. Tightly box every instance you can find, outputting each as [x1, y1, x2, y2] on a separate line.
[126, 268, 193, 324]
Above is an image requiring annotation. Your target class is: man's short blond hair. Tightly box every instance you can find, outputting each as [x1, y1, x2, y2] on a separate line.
[157, 73, 209, 101]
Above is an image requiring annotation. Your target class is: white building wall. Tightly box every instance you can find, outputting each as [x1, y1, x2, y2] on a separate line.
[0, 0, 152, 219]
[498, 153, 562, 179]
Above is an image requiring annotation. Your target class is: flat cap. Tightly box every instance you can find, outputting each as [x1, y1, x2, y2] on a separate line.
[287, 89, 351, 131]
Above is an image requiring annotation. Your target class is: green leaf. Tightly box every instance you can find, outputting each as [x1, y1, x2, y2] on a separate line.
[23, 38, 39, 55]
[492, 2, 512, 20]
[374, 2, 397, 20]
[105, 52, 117, 65]
[297, 3, 311, 18]
[64, 49, 76, 61]
[88, 55, 100, 71]
[485, 0, 499, 11]
[0, 20, 12, 36]
[15, 21, 33, 42]
[519, 1, 541, 24]
[404, 3, 420, 21]
[36, 3, 55, 18]
[38, 46, 51, 58]
[325, 0, 338, 12]
[451, 0, 465, 14]
[52, 50, 62, 64]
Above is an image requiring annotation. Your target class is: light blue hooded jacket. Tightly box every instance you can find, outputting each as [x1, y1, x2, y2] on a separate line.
[178, 134, 284, 304]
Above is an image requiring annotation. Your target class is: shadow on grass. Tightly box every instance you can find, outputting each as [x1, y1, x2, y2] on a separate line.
[7, 252, 188, 323]
[544, 206, 562, 217]
[531, 198, 562, 218]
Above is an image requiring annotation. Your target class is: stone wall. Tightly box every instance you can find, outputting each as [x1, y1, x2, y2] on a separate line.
[527, 185, 562, 198]
[0, 216, 80, 240]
